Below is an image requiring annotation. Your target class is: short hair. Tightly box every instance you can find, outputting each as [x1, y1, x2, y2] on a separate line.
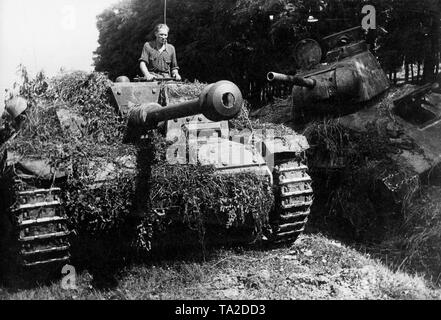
[154, 23, 169, 34]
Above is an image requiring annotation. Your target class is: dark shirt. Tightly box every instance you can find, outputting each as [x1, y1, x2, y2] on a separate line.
[139, 41, 179, 75]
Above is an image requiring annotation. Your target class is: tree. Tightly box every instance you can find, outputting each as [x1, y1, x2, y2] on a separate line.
[371, 0, 441, 83]
[93, 0, 441, 102]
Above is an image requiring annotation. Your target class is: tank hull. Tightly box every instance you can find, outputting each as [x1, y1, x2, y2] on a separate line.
[110, 80, 314, 244]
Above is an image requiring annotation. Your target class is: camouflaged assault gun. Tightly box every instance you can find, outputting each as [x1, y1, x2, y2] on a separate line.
[0, 97, 71, 277]
[110, 77, 314, 244]
[267, 26, 441, 207]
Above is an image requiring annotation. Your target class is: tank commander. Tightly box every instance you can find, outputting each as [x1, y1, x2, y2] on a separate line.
[139, 23, 181, 81]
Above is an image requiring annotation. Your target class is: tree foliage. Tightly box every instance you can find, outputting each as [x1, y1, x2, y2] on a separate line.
[370, 0, 440, 82]
[94, 0, 441, 100]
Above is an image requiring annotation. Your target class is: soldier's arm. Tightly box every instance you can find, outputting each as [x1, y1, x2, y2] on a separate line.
[139, 44, 154, 80]
[140, 61, 154, 80]
[170, 47, 181, 80]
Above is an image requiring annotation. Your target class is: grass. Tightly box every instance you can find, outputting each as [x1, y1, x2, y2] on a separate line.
[1, 234, 439, 300]
[364, 185, 441, 287]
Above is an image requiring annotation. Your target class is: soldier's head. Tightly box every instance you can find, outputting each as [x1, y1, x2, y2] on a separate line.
[154, 24, 169, 45]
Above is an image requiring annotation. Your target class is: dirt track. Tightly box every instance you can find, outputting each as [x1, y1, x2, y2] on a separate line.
[1, 233, 439, 300]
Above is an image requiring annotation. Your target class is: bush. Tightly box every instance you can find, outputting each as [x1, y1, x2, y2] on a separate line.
[304, 119, 419, 241]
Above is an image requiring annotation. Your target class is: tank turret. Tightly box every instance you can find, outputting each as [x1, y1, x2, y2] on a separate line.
[267, 27, 390, 117]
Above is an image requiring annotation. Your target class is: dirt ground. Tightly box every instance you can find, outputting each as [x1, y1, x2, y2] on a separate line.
[1, 233, 439, 300]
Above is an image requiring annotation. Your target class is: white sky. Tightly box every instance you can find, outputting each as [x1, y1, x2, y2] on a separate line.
[0, 0, 119, 93]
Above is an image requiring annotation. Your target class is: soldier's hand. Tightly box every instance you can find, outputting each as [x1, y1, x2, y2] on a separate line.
[145, 73, 154, 81]
[173, 73, 182, 81]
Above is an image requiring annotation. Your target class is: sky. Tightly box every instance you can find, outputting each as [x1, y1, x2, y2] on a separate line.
[0, 0, 119, 106]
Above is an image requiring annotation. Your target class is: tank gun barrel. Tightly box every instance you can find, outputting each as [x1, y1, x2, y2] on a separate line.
[127, 80, 243, 132]
[267, 72, 316, 89]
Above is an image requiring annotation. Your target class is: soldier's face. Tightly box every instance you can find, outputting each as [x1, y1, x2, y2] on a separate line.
[156, 29, 168, 44]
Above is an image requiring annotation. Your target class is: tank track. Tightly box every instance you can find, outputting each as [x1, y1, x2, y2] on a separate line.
[270, 158, 313, 244]
[8, 181, 71, 269]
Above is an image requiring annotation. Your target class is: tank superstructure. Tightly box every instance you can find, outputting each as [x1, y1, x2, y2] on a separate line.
[268, 26, 390, 119]
[110, 78, 314, 244]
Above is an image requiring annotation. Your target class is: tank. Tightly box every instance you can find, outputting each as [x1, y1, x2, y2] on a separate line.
[110, 78, 314, 244]
[0, 98, 71, 279]
[338, 79, 441, 200]
[267, 26, 390, 120]
[265, 26, 441, 222]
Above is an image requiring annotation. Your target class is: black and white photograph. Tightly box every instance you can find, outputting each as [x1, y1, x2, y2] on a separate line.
[1, 0, 441, 306]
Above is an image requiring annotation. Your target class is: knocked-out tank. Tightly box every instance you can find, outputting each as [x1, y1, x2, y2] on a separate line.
[266, 26, 441, 209]
[0, 98, 71, 279]
[268, 26, 390, 119]
[110, 77, 314, 244]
